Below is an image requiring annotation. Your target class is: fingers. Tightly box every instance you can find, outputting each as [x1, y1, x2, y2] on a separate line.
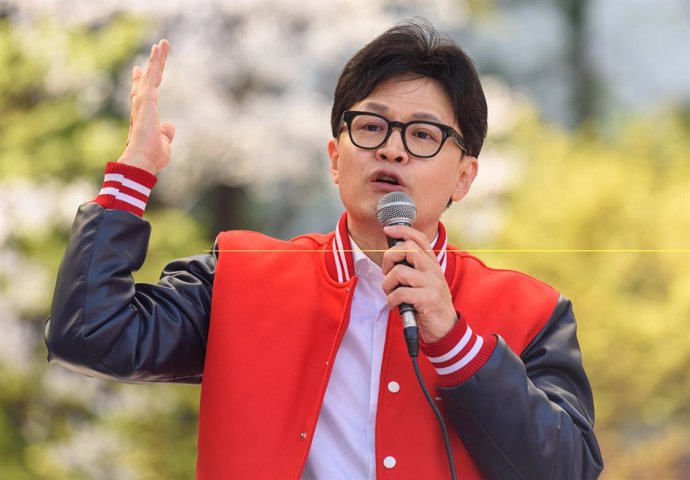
[131, 65, 143, 97]
[380, 223, 446, 307]
[126, 66, 144, 144]
[383, 224, 433, 250]
[382, 260, 451, 322]
[159, 39, 170, 78]
[130, 40, 168, 109]
[381, 262, 423, 295]
[128, 40, 169, 134]
[381, 225, 437, 275]
[385, 285, 426, 311]
[381, 246, 443, 297]
[145, 39, 169, 89]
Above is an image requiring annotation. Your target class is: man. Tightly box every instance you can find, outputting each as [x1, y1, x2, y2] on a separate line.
[46, 20, 603, 479]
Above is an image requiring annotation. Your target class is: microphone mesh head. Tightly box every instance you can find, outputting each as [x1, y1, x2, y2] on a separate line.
[376, 192, 416, 227]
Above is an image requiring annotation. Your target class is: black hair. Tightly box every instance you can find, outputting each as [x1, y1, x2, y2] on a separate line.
[331, 19, 488, 157]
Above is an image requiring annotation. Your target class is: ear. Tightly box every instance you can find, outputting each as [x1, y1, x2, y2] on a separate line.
[327, 138, 340, 184]
[450, 155, 478, 203]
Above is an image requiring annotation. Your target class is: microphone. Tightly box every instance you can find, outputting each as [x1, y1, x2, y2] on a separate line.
[376, 191, 419, 357]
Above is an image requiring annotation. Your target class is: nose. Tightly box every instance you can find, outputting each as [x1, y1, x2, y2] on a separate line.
[376, 127, 409, 164]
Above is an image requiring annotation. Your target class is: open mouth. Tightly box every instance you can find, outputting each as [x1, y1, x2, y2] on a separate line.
[375, 175, 400, 186]
[371, 170, 404, 187]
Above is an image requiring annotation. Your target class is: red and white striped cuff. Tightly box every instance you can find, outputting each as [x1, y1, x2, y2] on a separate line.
[420, 313, 497, 387]
[93, 162, 157, 217]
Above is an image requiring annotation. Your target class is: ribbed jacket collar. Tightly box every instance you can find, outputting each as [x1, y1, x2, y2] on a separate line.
[326, 212, 452, 284]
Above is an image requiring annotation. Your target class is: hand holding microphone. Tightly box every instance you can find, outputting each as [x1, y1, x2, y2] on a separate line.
[376, 192, 419, 337]
[377, 192, 420, 357]
[377, 192, 459, 355]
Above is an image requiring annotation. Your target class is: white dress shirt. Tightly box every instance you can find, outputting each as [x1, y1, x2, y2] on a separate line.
[301, 238, 389, 480]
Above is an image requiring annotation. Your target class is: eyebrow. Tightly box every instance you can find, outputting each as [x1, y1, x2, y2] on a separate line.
[359, 101, 443, 123]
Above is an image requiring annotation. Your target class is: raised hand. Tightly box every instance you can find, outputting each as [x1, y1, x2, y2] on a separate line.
[118, 40, 176, 174]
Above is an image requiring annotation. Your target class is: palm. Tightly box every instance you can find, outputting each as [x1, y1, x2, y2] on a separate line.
[119, 40, 175, 174]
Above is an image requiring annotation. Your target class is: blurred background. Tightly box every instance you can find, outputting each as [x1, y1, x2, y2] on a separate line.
[0, 0, 688, 478]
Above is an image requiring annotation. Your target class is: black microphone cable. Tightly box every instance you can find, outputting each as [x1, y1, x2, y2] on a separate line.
[408, 329, 457, 480]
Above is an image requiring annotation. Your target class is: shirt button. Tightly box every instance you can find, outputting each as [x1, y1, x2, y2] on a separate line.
[387, 381, 400, 393]
[383, 456, 397, 469]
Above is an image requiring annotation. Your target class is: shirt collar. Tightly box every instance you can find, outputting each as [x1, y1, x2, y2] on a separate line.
[350, 236, 380, 278]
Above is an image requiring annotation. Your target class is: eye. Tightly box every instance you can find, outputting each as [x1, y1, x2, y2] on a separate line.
[409, 124, 441, 142]
[354, 117, 387, 132]
[362, 122, 384, 132]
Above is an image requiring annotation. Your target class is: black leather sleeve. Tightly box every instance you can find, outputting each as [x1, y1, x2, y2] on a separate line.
[45, 203, 215, 384]
[441, 297, 604, 479]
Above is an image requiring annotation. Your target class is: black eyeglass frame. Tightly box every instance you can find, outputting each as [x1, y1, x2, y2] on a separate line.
[339, 110, 469, 158]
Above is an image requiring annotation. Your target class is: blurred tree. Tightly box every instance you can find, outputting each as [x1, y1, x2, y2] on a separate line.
[556, 0, 600, 126]
[0, 15, 142, 180]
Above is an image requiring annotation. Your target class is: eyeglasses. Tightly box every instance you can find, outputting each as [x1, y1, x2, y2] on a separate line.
[339, 110, 469, 158]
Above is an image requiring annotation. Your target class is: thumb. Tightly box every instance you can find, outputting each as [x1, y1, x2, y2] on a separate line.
[161, 122, 176, 144]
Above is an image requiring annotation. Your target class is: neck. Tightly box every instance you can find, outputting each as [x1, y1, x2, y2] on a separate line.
[347, 219, 387, 266]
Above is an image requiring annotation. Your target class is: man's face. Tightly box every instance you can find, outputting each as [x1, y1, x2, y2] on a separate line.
[328, 74, 478, 241]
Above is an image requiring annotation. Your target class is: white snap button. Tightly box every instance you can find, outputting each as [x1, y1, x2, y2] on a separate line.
[387, 381, 400, 393]
[383, 456, 396, 469]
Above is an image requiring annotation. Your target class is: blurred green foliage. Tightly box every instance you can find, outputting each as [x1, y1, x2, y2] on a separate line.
[1, 12, 688, 480]
[0, 15, 145, 181]
[448, 108, 690, 478]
